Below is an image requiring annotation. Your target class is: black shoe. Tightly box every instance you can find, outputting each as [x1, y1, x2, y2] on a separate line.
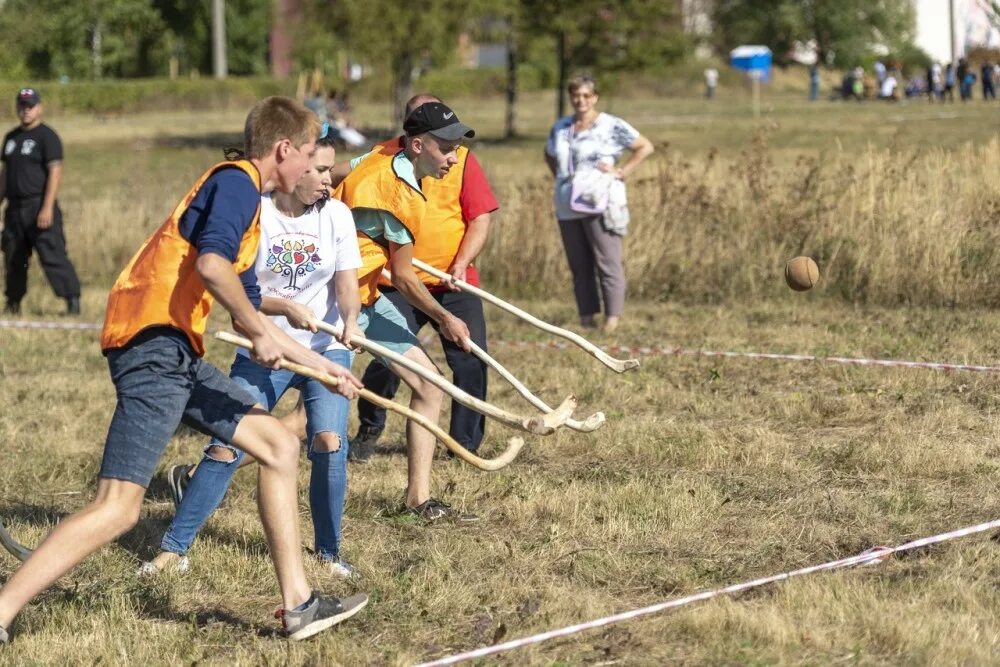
[167, 464, 193, 508]
[3, 301, 19, 315]
[65, 296, 80, 315]
[404, 498, 480, 523]
[348, 427, 382, 463]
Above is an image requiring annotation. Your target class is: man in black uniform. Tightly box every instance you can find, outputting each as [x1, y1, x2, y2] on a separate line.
[1, 87, 80, 315]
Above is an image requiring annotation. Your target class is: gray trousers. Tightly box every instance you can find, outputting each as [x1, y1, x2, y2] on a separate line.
[558, 215, 625, 318]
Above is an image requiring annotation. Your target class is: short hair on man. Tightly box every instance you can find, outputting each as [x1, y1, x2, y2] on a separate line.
[243, 96, 320, 159]
[404, 93, 442, 119]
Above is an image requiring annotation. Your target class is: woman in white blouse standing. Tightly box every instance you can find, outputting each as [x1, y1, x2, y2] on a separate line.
[544, 75, 654, 333]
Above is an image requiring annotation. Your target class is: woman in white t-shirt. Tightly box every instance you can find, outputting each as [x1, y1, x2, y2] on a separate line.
[545, 75, 653, 333]
[148, 131, 364, 577]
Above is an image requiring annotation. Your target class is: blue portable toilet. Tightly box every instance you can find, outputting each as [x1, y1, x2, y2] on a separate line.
[730, 45, 772, 81]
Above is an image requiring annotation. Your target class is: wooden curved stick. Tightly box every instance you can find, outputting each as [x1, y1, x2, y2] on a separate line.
[466, 339, 606, 432]
[410, 258, 639, 373]
[313, 321, 576, 436]
[0, 517, 32, 561]
[214, 332, 525, 471]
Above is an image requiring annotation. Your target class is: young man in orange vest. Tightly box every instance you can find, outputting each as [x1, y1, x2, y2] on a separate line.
[0, 97, 367, 644]
[331, 101, 478, 518]
[347, 94, 497, 461]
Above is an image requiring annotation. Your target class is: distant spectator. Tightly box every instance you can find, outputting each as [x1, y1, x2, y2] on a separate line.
[879, 72, 899, 101]
[981, 62, 995, 100]
[943, 63, 955, 101]
[904, 76, 925, 98]
[874, 60, 887, 85]
[544, 75, 654, 333]
[851, 66, 864, 100]
[957, 58, 971, 100]
[809, 64, 820, 101]
[703, 67, 718, 100]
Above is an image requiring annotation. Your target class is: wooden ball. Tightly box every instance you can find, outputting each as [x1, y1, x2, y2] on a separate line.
[784, 256, 819, 291]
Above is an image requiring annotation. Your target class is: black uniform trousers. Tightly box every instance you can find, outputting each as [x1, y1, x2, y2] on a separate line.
[2, 198, 80, 304]
[357, 288, 489, 452]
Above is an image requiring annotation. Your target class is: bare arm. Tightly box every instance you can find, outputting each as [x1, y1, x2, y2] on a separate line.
[449, 212, 491, 284]
[37, 162, 62, 230]
[255, 311, 362, 397]
[334, 268, 362, 349]
[260, 296, 318, 332]
[389, 241, 470, 350]
[616, 135, 654, 180]
[196, 253, 282, 368]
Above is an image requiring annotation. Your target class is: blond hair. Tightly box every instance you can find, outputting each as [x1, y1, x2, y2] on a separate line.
[243, 96, 320, 159]
[567, 75, 599, 96]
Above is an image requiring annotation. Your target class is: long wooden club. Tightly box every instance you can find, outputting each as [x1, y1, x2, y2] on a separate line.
[410, 258, 639, 373]
[214, 331, 525, 471]
[313, 321, 576, 435]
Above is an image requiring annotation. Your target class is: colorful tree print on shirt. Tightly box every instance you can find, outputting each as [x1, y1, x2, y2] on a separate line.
[266, 240, 321, 291]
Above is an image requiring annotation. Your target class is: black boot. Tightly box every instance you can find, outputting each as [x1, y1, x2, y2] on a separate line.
[66, 296, 80, 315]
[3, 300, 19, 315]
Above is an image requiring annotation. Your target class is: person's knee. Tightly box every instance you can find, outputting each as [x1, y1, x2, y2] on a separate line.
[263, 427, 300, 472]
[91, 496, 141, 536]
[205, 444, 240, 463]
[312, 431, 342, 454]
[412, 376, 444, 407]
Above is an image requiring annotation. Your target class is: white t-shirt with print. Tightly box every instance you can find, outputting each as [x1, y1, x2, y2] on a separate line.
[239, 194, 362, 357]
[546, 112, 640, 221]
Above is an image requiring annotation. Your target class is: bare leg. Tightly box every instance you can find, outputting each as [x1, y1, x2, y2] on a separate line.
[0, 478, 145, 628]
[386, 348, 444, 508]
[227, 408, 311, 610]
[279, 394, 308, 442]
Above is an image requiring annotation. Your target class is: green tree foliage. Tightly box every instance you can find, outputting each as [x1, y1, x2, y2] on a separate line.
[0, 0, 270, 80]
[299, 0, 483, 123]
[712, 0, 916, 67]
[517, 0, 690, 117]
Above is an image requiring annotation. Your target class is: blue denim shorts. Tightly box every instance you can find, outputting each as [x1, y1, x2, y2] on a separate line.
[358, 294, 419, 359]
[99, 327, 259, 487]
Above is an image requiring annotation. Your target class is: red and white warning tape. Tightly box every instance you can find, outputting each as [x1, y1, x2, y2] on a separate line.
[4, 319, 1000, 375]
[0, 319, 101, 331]
[492, 339, 1000, 375]
[415, 517, 1000, 667]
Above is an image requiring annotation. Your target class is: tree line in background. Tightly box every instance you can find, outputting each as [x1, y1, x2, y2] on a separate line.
[0, 0, 923, 127]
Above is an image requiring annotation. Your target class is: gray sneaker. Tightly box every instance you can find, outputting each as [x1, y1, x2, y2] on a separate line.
[0, 625, 8, 644]
[167, 464, 193, 508]
[277, 592, 368, 641]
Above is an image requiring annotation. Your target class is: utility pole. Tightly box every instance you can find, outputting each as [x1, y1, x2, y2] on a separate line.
[948, 0, 956, 62]
[212, 0, 228, 79]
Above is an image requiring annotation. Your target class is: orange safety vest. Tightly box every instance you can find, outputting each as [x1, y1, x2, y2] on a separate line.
[101, 160, 262, 356]
[370, 138, 470, 288]
[333, 145, 424, 306]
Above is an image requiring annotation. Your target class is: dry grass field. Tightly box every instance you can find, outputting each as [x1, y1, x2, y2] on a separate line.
[2, 82, 1000, 664]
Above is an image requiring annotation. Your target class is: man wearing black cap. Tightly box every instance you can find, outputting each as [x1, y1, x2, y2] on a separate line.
[327, 101, 479, 520]
[340, 94, 497, 463]
[1, 87, 80, 315]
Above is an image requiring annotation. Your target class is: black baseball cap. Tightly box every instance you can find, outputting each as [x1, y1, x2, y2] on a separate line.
[16, 88, 40, 107]
[403, 102, 475, 141]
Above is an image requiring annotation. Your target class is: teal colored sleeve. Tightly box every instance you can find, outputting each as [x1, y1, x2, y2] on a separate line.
[349, 151, 372, 170]
[353, 208, 415, 245]
[382, 214, 414, 244]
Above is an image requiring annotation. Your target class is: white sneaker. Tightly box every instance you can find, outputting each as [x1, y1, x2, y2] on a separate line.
[325, 560, 357, 579]
[138, 554, 190, 576]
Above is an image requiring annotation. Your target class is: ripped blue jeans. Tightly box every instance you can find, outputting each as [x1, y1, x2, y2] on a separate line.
[159, 349, 352, 562]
